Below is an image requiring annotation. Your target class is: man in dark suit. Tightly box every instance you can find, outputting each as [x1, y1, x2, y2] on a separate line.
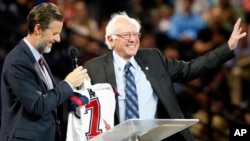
[83, 12, 246, 141]
[0, 3, 89, 141]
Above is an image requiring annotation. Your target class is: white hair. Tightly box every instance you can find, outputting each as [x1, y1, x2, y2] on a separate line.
[105, 11, 141, 50]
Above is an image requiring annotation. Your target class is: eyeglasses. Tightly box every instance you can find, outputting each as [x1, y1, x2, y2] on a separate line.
[112, 32, 141, 40]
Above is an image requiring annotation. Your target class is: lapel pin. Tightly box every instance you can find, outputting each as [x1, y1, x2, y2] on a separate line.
[145, 67, 149, 70]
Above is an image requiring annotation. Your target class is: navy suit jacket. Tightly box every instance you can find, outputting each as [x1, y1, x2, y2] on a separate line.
[84, 44, 234, 141]
[0, 40, 73, 141]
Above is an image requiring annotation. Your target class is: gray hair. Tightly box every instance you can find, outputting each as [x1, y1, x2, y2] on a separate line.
[105, 12, 141, 50]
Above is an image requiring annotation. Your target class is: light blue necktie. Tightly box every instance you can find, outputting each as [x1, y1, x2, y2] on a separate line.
[124, 62, 139, 119]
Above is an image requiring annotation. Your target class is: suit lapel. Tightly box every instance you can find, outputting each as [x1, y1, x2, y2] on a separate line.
[35, 63, 48, 88]
[19, 40, 50, 90]
[135, 50, 181, 119]
[135, 53, 162, 97]
[104, 52, 120, 121]
[43, 59, 56, 86]
[104, 52, 117, 87]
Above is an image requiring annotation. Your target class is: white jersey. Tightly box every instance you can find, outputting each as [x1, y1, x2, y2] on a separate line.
[66, 83, 116, 141]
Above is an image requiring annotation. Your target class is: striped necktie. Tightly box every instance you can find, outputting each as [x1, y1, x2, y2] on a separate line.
[124, 62, 139, 119]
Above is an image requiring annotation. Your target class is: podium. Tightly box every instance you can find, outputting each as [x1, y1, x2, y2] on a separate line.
[89, 119, 199, 141]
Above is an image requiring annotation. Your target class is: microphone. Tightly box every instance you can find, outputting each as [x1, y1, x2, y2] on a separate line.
[70, 48, 79, 68]
[69, 48, 81, 90]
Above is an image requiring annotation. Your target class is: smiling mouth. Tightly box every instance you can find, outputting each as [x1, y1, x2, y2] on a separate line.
[127, 45, 136, 48]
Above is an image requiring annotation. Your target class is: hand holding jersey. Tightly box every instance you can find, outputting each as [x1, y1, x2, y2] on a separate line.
[66, 79, 116, 141]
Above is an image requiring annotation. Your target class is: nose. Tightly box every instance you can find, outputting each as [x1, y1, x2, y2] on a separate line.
[54, 34, 61, 43]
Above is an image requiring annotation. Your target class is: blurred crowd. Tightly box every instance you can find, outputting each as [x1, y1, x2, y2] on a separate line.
[1, 0, 250, 140]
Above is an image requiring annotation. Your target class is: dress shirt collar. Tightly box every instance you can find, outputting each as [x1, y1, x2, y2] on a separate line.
[112, 51, 137, 71]
[23, 38, 41, 62]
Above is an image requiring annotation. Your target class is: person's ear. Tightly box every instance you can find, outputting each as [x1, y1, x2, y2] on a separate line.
[34, 24, 42, 36]
[107, 35, 115, 46]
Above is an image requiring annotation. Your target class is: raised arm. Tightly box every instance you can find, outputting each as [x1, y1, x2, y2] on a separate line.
[227, 18, 247, 50]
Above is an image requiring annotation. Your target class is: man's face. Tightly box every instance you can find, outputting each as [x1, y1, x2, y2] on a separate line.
[110, 19, 140, 60]
[36, 21, 63, 53]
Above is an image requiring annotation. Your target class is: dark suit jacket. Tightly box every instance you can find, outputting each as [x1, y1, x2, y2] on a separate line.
[83, 44, 234, 141]
[0, 40, 73, 141]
